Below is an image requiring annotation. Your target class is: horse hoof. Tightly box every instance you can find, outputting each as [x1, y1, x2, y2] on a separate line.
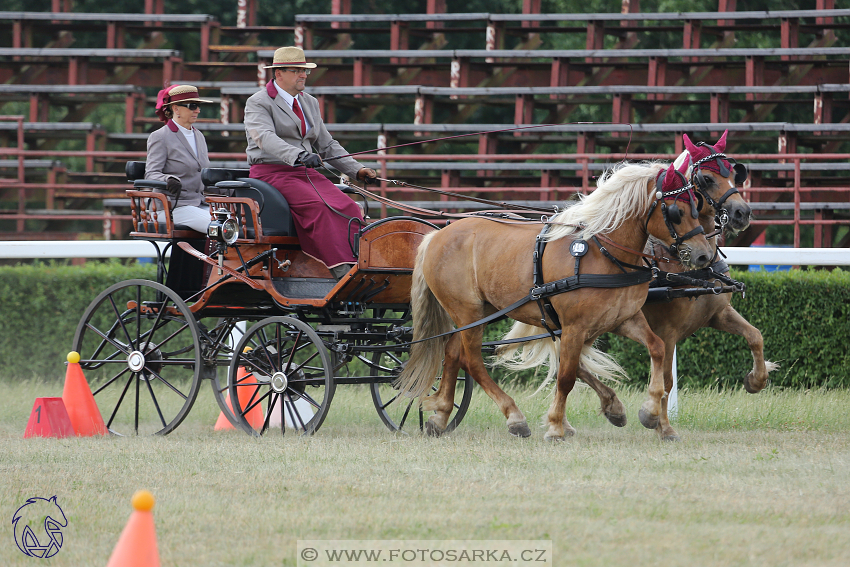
[543, 432, 565, 442]
[638, 407, 659, 430]
[424, 421, 444, 437]
[605, 412, 628, 428]
[508, 421, 532, 438]
[661, 434, 681, 442]
[743, 372, 764, 394]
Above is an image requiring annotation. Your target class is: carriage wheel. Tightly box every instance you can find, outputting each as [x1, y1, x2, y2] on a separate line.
[228, 317, 335, 436]
[369, 346, 473, 435]
[72, 279, 202, 436]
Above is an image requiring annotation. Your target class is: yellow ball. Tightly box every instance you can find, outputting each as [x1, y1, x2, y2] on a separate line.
[132, 490, 155, 512]
[67, 351, 81, 364]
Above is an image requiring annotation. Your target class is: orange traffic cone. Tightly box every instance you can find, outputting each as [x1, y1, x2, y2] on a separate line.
[106, 490, 160, 567]
[62, 352, 107, 436]
[215, 349, 263, 430]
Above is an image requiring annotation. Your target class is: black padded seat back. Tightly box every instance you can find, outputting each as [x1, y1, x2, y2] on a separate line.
[126, 161, 146, 181]
[235, 178, 297, 237]
[201, 168, 296, 237]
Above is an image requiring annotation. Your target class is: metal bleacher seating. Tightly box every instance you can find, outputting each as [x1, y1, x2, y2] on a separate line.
[1, 3, 848, 248]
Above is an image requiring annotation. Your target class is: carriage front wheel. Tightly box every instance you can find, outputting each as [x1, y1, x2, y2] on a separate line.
[228, 316, 335, 436]
[72, 279, 203, 436]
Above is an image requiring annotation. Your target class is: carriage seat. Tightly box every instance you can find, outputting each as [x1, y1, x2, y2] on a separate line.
[201, 168, 297, 238]
[201, 168, 362, 241]
[125, 161, 199, 235]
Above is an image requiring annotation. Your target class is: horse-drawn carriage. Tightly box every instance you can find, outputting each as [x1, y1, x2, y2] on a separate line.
[73, 131, 773, 441]
[72, 162, 472, 436]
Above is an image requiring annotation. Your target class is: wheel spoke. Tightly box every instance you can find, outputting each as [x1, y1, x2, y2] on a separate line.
[257, 327, 279, 372]
[85, 322, 131, 357]
[242, 387, 273, 417]
[106, 372, 135, 428]
[283, 329, 303, 374]
[148, 321, 192, 353]
[142, 297, 168, 354]
[380, 392, 401, 411]
[107, 293, 135, 347]
[285, 391, 307, 432]
[144, 372, 168, 429]
[145, 366, 189, 400]
[398, 398, 415, 429]
[91, 366, 132, 396]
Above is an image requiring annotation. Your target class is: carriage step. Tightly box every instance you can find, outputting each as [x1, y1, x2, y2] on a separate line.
[272, 277, 337, 299]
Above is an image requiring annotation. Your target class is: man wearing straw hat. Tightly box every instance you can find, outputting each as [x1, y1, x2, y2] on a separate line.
[244, 46, 377, 279]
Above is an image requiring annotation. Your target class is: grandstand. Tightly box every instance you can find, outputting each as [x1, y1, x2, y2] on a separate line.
[0, 0, 847, 248]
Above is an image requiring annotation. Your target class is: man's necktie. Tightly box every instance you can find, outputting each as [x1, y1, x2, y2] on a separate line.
[292, 97, 307, 137]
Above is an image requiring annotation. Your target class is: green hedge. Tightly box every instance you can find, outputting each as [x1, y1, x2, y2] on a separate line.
[604, 268, 850, 389]
[0, 261, 155, 380]
[485, 268, 850, 389]
[2, 263, 849, 387]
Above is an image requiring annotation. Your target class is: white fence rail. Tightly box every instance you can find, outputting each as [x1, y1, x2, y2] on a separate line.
[0, 241, 848, 264]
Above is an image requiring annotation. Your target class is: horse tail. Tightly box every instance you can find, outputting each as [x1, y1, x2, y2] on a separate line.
[493, 321, 627, 393]
[394, 231, 454, 399]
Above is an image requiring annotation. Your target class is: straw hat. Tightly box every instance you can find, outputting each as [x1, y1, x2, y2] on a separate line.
[263, 46, 317, 69]
[154, 85, 213, 122]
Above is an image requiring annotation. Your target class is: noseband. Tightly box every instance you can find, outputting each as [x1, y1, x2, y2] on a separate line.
[690, 142, 749, 230]
[646, 170, 705, 263]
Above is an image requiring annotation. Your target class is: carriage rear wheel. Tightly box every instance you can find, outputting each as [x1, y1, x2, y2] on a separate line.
[72, 279, 202, 435]
[369, 346, 473, 435]
[228, 317, 335, 436]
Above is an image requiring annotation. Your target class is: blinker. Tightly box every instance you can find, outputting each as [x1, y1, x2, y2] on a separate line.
[666, 203, 683, 225]
[733, 162, 748, 184]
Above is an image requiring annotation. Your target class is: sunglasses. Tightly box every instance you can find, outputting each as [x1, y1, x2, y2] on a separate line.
[174, 103, 201, 110]
[283, 68, 311, 75]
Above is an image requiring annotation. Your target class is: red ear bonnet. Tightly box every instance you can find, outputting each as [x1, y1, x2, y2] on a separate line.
[683, 130, 732, 175]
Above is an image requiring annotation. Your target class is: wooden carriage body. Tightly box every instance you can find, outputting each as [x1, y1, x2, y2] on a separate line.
[124, 163, 435, 318]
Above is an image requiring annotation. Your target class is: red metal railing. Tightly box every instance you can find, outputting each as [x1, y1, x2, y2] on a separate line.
[1, 139, 848, 246]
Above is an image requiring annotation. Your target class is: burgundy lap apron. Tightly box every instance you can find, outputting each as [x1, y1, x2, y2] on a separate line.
[250, 164, 362, 268]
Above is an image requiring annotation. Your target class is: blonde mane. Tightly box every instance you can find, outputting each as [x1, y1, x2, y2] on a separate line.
[545, 161, 667, 242]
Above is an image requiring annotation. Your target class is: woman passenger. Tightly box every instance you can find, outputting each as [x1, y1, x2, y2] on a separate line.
[145, 84, 217, 232]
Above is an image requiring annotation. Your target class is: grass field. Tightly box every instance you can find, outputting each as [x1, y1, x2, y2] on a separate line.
[2, 379, 849, 566]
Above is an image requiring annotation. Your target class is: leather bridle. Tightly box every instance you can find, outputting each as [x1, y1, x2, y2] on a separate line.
[690, 143, 749, 231]
[646, 169, 705, 263]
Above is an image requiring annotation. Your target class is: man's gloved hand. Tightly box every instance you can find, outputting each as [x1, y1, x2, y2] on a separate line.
[300, 152, 323, 169]
[357, 168, 378, 185]
[166, 176, 182, 194]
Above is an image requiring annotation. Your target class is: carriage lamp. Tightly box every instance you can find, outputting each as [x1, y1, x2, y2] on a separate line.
[208, 208, 239, 245]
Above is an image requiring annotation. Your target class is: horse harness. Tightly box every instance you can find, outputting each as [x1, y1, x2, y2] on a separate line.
[646, 239, 746, 303]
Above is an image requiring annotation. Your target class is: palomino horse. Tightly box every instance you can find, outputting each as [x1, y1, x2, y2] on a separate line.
[532, 131, 777, 441]
[396, 161, 714, 440]
[638, 132, 777, 440]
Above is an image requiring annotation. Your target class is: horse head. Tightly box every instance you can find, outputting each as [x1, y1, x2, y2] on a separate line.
[683, 130, 752, 234]
[646, 161, 713, 269]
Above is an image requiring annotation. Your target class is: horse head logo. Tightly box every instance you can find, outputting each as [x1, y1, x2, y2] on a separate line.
[12, 496, 68, 558]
